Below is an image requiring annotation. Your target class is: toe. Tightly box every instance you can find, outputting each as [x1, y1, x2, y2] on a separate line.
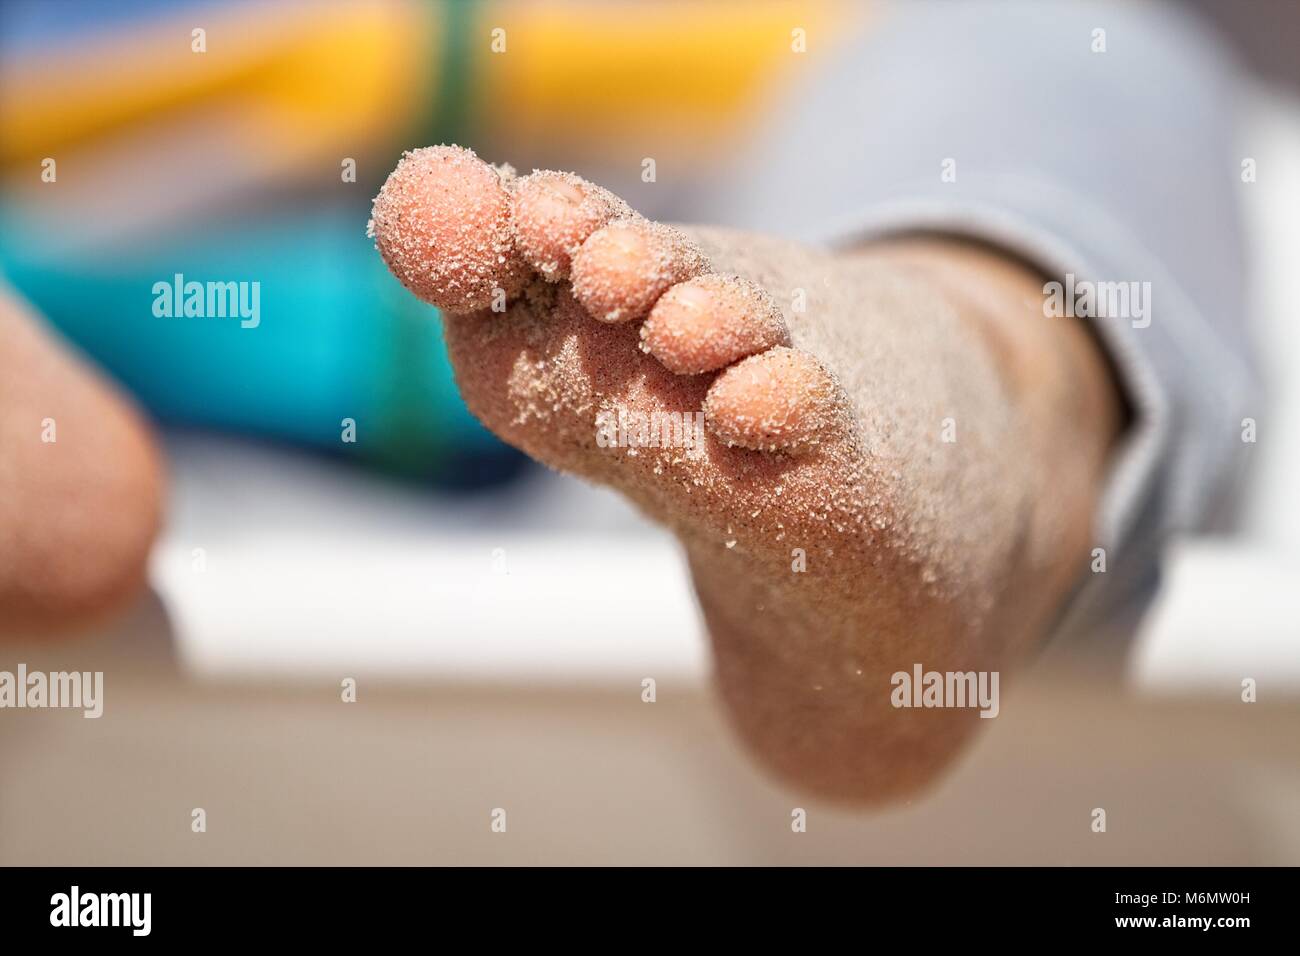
[641, 275, 790, 375]
[704, 346, 844, 454]
[570, 219, 709, 324]
[369, 145, 528, 313]
[512, 171, 631, 282]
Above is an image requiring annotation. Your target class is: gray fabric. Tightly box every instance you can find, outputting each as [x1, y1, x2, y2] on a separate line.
[708, 0, 1262, 640]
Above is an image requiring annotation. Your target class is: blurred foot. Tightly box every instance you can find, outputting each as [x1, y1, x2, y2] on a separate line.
[371, 145, 1121, 802]
[0, 288, 164, 635]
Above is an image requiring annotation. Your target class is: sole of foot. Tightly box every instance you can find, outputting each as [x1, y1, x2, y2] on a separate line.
[371, 145, 1118, 803]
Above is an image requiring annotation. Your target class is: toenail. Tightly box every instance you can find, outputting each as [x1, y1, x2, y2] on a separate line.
[541, 179, 585, 204]
[604, 224, 645, 256]
[668, 283, 712, 311]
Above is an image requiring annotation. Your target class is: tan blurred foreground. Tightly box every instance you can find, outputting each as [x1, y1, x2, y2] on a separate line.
[1, 596, 1296, 867]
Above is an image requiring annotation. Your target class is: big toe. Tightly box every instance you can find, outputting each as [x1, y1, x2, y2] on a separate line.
[369, 145, 528, 313]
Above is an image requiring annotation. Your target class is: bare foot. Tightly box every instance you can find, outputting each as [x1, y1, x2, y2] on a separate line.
[0, 288, 164, 635]
[370, 145, 1121, 802]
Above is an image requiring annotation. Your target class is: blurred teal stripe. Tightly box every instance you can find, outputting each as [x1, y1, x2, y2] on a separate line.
[0, 203, 503, 475]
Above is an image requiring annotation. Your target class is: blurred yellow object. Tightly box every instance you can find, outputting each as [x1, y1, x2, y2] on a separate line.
[475, 0, 857, 151]
[0, 0, 431, 171]
[1, 0, 860, 184]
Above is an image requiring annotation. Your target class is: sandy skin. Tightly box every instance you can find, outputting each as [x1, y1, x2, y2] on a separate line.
[0, 288, 164, 635]
[371, 145, 1123, 803]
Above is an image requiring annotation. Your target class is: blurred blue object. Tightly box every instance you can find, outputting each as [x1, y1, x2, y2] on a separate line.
[0, 201, 526, 484]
